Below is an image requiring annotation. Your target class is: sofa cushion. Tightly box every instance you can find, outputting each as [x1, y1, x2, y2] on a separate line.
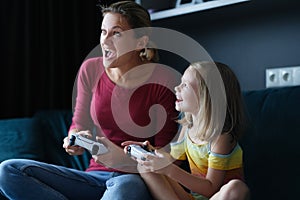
[0, 118, 45, 163]
[241, 85, 300, 200]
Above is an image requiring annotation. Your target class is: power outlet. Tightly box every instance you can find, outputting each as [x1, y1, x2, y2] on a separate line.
[266, 66, 300, 88]
[279, 68, 293, 86]
[293, 67, 300, 85]
[266, 69, 279, 88]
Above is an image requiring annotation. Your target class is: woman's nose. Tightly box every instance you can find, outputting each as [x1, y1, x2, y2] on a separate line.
[101, 34, 112, 45]
[175, 85, 180, 92]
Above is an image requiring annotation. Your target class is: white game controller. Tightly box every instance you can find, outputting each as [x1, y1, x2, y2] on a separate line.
[69, 133, 108, 155]
[127, 144, 155, 161]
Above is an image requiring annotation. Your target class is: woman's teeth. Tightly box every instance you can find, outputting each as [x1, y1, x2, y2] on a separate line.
[104, 50, 112, 57]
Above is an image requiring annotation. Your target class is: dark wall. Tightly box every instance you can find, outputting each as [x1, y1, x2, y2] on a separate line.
[152, 0, 300, 90]
[0, 0, 101, 119]
[1, 0, 299, 118]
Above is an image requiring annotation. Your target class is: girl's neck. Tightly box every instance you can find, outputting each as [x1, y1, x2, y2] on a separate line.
[188, 126, 207, 145]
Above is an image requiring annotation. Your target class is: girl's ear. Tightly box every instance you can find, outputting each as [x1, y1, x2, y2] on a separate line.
[136, 35, 149, 50]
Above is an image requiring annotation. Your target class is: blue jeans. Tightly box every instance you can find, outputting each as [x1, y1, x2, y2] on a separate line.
[0, 159, 152, 200]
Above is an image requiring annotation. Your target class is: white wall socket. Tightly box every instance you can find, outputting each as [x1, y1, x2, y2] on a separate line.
[279, 68, 293, 86]
[294, 67, 300, 85]
[266, 69, 279, 88]
[266, 66, 300, 88]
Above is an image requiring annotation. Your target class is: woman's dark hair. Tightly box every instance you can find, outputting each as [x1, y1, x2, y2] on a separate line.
[101, 1, 151, 30]
[101, 1, 159, 62]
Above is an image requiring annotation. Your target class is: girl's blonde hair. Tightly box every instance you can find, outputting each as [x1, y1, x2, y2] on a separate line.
[179, 61, 245, 142]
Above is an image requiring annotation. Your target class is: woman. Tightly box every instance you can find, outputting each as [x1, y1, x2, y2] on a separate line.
[0, 1, 179, 199]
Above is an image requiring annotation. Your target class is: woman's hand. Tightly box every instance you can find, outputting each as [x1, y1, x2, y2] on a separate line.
[92, 137, 137, 172]
[63, 130, 91, 156]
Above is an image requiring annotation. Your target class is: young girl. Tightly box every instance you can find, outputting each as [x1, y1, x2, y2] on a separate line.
[123, 61, 250, 200]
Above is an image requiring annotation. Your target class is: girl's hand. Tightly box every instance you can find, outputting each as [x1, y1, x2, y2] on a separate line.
[138, 149, 174, 174]
[63, 130, 92, 156]
[121, 140, 155, 157]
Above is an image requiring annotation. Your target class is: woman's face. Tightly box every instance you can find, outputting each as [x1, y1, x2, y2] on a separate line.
[174, 67, 199, 114]
[100, 12, 140, 68]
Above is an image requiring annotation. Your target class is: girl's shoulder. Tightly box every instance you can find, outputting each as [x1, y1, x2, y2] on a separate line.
[210, 133, 237, 155]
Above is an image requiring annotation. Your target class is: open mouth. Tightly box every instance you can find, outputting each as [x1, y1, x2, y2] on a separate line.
[103, 48, 116, 59]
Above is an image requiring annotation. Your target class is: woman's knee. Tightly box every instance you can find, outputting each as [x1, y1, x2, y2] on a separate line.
[107, 174, 145, 188]
[105, 174, 150, 197]
[0, 159, 20, 189]
[101, 174, 151, 200]
[0, 159, 35, 183]
[0, 159, 17, 177]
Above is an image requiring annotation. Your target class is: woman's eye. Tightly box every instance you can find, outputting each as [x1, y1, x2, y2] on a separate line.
[113, 31, 121, 37]
[101, 30, 106, 35]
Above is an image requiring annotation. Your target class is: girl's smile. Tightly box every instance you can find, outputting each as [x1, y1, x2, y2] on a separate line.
[174, 67, 198, 114]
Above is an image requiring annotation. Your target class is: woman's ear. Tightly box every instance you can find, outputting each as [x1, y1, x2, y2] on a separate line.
[136, 35, 149, 50]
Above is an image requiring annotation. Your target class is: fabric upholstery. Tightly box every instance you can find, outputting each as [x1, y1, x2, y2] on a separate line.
[1, 86, 300, 200]
[0, 118, 45, 163]
[241, 86, 300, 200]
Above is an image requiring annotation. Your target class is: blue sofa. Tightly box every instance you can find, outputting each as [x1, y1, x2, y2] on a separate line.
[0, 86, 299, 200]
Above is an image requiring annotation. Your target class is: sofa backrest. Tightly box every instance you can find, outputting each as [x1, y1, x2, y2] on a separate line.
[1, 86, 299, 199]
[241, 85, 300, 200]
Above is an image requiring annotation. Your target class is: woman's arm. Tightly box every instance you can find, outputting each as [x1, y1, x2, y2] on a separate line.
[71, 57, 104, 132]
[64, 58, 103, 156]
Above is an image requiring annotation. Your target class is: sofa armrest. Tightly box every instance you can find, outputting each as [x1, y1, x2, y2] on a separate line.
[0, 118, 45, 163]
[34, 110, 91, 170]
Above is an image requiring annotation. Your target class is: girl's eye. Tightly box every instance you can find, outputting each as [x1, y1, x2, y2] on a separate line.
[182, 83, 187, 87]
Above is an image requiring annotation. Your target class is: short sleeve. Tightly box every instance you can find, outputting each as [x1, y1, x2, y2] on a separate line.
[170, 139, 187, 160]
[208, 144, 243, 170]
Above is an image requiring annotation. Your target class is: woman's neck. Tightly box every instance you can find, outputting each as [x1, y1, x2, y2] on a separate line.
[105, 60, 154, 88]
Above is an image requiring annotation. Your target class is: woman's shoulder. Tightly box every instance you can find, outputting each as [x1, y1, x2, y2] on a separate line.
[80, 57, 104, 73]
[77, 57, 105, 90]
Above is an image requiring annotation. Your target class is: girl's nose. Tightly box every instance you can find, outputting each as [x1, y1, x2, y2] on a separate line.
[174, 85, 180, 92]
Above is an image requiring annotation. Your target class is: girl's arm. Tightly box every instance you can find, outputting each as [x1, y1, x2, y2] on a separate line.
[142, 133, 236, 198]
[162, 162, 225, 198]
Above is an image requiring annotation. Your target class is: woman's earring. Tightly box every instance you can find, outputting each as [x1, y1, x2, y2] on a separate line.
[139, 48, 153, 61]
[139, 48, 147, 61]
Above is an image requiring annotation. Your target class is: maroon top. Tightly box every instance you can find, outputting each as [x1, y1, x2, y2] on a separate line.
[70, 57, 180, 172]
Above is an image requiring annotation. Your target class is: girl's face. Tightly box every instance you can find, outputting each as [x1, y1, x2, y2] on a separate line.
[174, 67, 199, 115]
[100, 13, 141, 68]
